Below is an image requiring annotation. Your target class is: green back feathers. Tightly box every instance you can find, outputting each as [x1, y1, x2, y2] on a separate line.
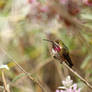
[59, 40, 69, 53]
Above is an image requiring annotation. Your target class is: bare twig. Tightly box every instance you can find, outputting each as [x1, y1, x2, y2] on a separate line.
[62, 62, 92, 89]
[0, 47, 46, 92]
[1, 71, 10, 92]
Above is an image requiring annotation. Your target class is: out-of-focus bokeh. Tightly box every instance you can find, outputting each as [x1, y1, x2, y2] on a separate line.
[0, 0, 92, 92]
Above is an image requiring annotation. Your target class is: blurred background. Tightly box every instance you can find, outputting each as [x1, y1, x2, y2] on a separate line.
[0, 0, 92, 92]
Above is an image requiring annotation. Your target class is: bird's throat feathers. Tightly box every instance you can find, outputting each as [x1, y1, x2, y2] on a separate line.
[53, 43, 61, 52]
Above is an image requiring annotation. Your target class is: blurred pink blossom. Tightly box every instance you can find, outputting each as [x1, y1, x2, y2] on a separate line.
[59, 0, 68, 4]
[40, 6, 49, 13]
[83, 0, 92, 6]
[28, 0, 36, 3]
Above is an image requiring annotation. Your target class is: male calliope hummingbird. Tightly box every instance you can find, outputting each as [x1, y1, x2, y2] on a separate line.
[43, 39, 73, 68]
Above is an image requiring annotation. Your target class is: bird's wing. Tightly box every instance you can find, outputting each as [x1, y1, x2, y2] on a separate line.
[63, 48, 73, 68]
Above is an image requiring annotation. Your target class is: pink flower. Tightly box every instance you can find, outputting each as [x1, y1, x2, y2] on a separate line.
[72, 84, 81, 92]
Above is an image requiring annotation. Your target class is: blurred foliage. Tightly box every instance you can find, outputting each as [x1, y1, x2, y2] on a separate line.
[0, 0, 92, 92]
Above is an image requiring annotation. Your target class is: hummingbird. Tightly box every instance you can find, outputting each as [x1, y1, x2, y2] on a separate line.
[43, 39, 73, 68]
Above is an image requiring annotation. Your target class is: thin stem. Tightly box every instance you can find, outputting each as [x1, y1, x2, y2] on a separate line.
[0, 47, 45, 92]
[62, 62, 92, 89]
[1, 71, 10, 92]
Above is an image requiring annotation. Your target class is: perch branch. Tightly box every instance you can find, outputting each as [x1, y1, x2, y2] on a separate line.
[62, 62, 92, 89]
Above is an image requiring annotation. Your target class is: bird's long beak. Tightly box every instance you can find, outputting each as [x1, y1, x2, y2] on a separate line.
[43, 39, 54, 44]
[43, 39, 59, 49]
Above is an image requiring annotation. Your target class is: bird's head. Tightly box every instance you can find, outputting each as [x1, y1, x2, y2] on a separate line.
[43, 39, 61, 52]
